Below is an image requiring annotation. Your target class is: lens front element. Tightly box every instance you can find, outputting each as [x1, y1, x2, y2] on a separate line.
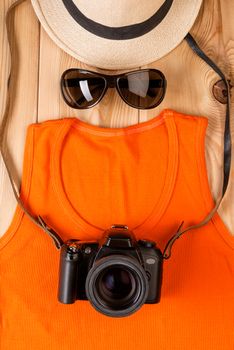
[98, 266, 137, 305]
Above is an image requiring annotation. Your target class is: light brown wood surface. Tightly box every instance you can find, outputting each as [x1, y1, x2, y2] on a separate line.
[0, 0, 233, 239]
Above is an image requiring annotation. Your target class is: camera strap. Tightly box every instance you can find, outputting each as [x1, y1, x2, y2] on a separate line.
[1, 0, 64, 249]
[163, 34, 231, 259]
[0, 0, 232, 255]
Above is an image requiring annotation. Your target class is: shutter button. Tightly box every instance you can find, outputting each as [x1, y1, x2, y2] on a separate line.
[138, 239, 156, 248]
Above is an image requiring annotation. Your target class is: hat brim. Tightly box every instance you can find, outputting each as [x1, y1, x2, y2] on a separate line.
[31, 0, 203, 70]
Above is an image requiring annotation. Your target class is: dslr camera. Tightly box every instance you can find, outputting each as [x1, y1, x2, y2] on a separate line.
[58, 225, 163, 317]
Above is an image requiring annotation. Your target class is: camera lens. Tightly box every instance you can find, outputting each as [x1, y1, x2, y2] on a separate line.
[98, 266, 136, 304]
[85, 255, 149, 317]
[102, 267, 133, 297]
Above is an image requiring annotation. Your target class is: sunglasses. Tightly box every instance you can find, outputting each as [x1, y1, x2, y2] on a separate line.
[60, 68, 167, 110]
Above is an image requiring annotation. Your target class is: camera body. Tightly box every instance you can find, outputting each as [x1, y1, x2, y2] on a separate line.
[58, 225, 163, 317]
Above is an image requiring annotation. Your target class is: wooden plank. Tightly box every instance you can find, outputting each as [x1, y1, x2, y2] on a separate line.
[0, 0, 39, 236]
[218, 0, 234, 234]
[140, 0, 234, 234]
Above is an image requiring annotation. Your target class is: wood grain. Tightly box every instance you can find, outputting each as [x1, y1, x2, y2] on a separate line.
[0, 0, 233, 238]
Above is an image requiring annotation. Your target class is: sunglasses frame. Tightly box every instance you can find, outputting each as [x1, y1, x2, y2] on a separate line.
[60, 68, 167, 110]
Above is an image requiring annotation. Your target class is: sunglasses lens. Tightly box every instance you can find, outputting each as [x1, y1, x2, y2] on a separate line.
[117, 70, 165, 109]
[61, 70, 106, 108]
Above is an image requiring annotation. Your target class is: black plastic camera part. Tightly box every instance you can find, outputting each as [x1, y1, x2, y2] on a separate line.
[57, 225, 163, 317]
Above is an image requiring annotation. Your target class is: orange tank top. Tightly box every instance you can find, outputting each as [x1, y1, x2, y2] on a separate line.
[0, 109, 234, 349]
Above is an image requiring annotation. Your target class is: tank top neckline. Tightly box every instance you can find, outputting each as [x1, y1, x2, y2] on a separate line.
[50, 109, 178, 237]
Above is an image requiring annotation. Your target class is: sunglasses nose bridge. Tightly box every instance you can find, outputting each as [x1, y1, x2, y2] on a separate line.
[105, 76, 117, 88]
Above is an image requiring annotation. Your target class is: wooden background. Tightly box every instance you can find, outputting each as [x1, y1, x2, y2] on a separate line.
[0, 0, 233, 238]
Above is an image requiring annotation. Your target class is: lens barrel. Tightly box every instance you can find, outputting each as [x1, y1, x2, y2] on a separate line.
[85, 255, 149, 317]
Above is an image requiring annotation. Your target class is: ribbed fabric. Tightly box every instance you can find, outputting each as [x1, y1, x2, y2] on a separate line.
[0, 109, 234, 349]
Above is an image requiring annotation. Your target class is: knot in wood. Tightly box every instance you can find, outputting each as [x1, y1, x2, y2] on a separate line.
[212, 79, 232, 104]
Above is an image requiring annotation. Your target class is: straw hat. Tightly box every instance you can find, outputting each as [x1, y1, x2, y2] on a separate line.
[31, 0, 203, 70]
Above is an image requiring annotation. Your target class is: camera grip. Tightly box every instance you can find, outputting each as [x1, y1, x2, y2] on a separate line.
[58, 243, 80, 304]
[146, 254, 163, 303]
[138, 240, 163, 304]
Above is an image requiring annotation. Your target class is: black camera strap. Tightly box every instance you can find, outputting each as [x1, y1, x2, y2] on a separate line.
[0, 0, 232, 255]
